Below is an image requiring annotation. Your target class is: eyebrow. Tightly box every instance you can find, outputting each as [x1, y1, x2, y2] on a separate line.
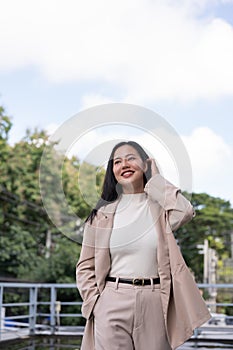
[113, 153, 136, 160]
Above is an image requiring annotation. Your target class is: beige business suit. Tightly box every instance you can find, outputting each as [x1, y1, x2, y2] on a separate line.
[76, 174, 211, 350]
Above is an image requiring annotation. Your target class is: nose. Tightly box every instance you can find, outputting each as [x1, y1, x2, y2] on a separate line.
[122, 158, 130, 168]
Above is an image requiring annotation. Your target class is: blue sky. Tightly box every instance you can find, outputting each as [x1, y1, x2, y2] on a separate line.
[0, 0, 233, 204]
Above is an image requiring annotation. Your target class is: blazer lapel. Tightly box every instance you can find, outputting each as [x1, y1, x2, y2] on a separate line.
[95, 200, 119, 292]
[148, 199, 172, 338]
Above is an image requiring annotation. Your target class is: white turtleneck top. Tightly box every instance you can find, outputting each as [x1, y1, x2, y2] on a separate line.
[109, 192, 158, 278]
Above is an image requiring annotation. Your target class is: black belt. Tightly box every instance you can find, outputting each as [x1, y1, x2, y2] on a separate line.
[106, 276, 160, 286]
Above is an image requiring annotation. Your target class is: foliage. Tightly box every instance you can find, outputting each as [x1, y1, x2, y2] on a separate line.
[176, 192, 233, 283]
[0, 107, 102, 283]
[1, 105, 233, 318]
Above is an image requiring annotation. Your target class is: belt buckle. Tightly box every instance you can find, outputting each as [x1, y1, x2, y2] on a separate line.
[133, 278, 144, 286]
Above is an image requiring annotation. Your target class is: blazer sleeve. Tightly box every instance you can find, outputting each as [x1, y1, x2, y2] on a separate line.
[144, 174, 195, 232]
[76, 218, 100, 319]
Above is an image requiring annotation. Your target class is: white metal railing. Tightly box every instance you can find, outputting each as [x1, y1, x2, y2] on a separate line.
[0, 283, 83, 340]
[0, 282, 233, 341]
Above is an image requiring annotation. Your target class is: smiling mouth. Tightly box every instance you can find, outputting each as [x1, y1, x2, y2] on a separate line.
[121, 170, 135, 178]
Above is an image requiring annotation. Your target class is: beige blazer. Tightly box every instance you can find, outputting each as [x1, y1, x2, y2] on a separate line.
[76, 174, 211, 350]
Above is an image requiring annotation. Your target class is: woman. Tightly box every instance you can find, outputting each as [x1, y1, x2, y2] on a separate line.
[76, 141, 211, 350]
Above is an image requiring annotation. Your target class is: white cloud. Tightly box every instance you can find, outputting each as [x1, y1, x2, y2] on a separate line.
[183, 127, 231, 171]
[80, 94, 115, 110]
[46, 123, 61, 136]
[1, 0, 233, 102]
[182, 127, 233, 203]
[42, 115, 233, 205]
[65, 125, 233, 203]
[66, 125, 142, 163]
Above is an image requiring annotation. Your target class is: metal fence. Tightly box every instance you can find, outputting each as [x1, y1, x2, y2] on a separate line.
[0, 282, 83, 340]
[0, 282, 233, 342]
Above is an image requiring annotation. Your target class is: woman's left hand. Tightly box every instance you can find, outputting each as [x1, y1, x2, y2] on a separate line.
[146, 158, 160, 177]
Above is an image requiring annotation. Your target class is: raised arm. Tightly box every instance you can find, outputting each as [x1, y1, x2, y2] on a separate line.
[144, 162, 194, 232]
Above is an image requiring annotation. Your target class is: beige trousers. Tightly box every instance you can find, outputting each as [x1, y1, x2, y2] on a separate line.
[93, 280, 171, 350]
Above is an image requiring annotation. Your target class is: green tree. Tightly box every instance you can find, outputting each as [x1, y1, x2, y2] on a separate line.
[0, 111, 105, 282]
[0, 125, 52, 278]
[177, 192, 233, 282]
[1, 105, 233, 289]
[0, 107, 12, 183]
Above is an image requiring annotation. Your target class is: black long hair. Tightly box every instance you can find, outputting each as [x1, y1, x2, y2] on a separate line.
[86, 141, 152, 223]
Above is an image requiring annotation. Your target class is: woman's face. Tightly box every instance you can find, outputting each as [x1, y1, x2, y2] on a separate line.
[113, 144, 147, 194]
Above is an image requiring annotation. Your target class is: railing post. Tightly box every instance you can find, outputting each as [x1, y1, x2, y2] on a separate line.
[50, 286, 57, 335]
[193, 328, 199, 339]
[0, 285, 3, 340]
[29, 286, 38, 335]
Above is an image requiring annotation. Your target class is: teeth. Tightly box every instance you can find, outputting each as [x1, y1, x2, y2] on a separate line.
[122, 171, 133, 176]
